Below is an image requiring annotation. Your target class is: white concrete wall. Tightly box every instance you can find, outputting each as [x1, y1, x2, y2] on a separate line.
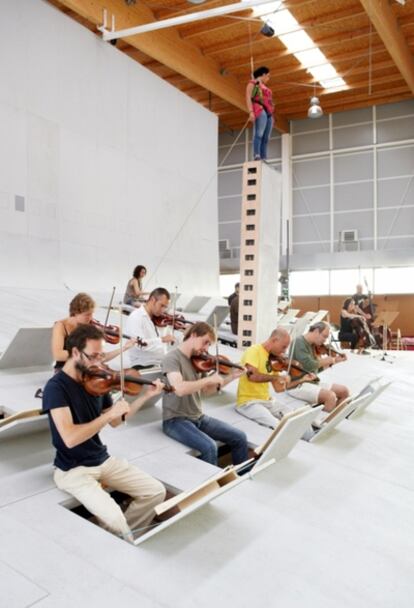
[0, 0, 219, 295]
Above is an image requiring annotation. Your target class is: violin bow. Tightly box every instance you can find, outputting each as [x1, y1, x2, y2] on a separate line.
[213, 313, 221, 394]
[327, 312, 332, 357]
[104, 286, 116, 329]
[285, 326, 297, 390]
[118, 302, 126, 423]
[171, 285, 178, 340]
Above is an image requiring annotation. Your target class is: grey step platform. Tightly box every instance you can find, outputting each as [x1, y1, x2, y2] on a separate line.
[0, 327, 53, 369]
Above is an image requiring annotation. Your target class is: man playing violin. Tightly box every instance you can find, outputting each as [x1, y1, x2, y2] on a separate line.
[288, 322, 349, 411]
[235, 328, 317, 428]
[125, 287, 175, 369]
[162, 322, 249, 466]
[42, 324, 166, 543]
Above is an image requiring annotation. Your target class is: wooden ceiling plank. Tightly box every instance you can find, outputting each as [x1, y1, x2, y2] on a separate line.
[360, 0, 414, 94]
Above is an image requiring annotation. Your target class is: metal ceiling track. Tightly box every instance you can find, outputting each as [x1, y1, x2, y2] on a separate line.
[98, 0, 277, 41]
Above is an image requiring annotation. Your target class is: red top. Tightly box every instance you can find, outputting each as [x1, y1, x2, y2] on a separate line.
[250, 80, 274, 118]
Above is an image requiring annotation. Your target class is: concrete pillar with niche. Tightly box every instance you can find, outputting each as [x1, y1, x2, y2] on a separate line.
[238, 161, 282, 349]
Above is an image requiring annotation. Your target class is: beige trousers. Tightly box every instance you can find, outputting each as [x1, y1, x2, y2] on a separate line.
[54, 456, 166, 540]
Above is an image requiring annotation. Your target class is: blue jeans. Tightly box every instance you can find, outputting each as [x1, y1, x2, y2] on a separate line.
[253, 111, 273, 159]
[163, 415, 248, 466]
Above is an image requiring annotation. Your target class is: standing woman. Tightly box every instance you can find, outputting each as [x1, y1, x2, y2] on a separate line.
[246, 66, 274, 161]
[124, 265, 148, 307]
[52, 292, 133, 370]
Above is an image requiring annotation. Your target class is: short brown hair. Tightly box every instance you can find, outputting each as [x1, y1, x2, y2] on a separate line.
[309, 321, 328, 333]
[183, 321, 215, 342]
[69, 293, 96, 316]
[149, 287, 170, 301]
[66, 324, 103, 356]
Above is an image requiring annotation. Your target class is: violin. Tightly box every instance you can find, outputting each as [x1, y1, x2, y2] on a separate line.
[269, 354, 319, 383]
[77, 363, 158, 397]
[191, 353, 246, 375]
[91, 319, 146, 347]
[313, 343, 347, 361]
[153, 313, 193, 331]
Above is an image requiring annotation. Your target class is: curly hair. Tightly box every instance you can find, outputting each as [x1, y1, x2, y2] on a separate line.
[69, 293, 96, 316]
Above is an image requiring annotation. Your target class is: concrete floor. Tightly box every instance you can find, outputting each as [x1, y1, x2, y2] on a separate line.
[0, 290, 413, 608]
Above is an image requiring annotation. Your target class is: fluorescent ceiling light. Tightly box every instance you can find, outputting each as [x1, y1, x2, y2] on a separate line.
[244, 0, 348, 93]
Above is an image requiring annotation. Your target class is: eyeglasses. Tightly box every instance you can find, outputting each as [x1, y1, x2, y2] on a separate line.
[81, 351, 105, 363]
[266, 358, 273, 373]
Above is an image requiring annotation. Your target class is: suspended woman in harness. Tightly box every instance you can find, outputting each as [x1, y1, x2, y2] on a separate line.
[245, 66, 274, 161]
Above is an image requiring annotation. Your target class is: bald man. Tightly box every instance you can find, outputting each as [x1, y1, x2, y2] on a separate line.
[235, 328, 316, 429]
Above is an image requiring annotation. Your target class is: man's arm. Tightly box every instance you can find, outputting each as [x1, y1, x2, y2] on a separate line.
[166, 370, 223, 397]
[108, 380, 166, 427]
[245, 364, 281, 383]
[50, 401, 129, 448]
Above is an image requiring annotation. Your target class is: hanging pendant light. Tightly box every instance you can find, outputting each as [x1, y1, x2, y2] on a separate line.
[308, 96, 323, 119]
[308, 83, 323, 119]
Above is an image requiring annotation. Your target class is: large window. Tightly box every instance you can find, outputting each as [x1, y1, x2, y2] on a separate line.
[290, 270, 330, 296]
[374, 267, 414, 294]
[330, 268, 374, 296]
[219, 274, 240, 298]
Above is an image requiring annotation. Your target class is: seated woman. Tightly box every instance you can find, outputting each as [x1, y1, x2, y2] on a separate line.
[123, 265, 148, 307]
[51, 292, 133, 370]
[338, 298, 366, 350]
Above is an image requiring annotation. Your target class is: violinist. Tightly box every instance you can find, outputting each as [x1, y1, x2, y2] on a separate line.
[288, 322, 349, 412]
[235, 328, 316, 429]
[339, 298, 367, 350]
[52, 293, 134, 370]
[125, 287, 175, 369]
[353, 284, 374, 322]
[162, 322, 248, 466]
[352, 284, 366, 309]
[123, 265, 149, 307]
[43, 324, 166, 543]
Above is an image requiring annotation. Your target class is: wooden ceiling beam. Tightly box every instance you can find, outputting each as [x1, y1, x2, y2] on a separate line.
[277, 82, 409, 114]
[202, 23, 378, 57]
[202, 14, 414, 60]
[55, 0, 288, 133]
[225, 39, 388, 72]
[288, 90, 414, 120]
[276, 71, 406, 107]
[359, 0, 414, 94]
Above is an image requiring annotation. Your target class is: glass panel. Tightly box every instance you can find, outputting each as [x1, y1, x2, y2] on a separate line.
[374, 267, 414, 294]
[219, 274, 239, 298]
[289, 270, 329, 296]
[330, 269, 374, 296]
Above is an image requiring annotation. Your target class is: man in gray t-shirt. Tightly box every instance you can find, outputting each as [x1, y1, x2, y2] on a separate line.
[162, 322, 248, 466]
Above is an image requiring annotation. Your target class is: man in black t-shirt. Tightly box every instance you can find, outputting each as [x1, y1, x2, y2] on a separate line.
[43, 324, 166, 543]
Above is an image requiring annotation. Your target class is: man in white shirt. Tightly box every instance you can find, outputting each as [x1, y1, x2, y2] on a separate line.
[125, 287, 175, 369]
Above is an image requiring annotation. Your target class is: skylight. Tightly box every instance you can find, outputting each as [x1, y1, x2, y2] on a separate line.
[243, 1, 348, 93]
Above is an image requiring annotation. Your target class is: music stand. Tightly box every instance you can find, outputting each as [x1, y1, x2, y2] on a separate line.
[373, 310, 399, 357]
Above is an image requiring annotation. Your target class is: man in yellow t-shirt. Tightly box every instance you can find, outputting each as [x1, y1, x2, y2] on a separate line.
[236, 327, 315, 429]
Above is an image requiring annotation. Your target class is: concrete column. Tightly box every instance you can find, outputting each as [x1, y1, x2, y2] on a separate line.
[237, 161, 282, 349]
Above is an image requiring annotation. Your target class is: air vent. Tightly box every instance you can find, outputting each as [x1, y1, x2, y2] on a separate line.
[340, 229, 358, 243]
